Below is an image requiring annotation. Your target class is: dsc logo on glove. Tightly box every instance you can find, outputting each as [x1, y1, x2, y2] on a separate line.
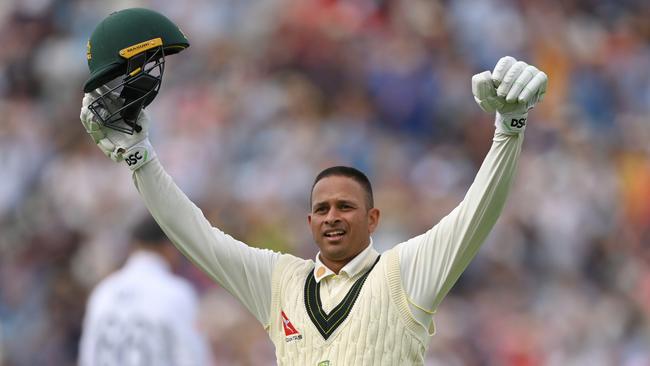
[126, 151, 144, 167]
[510, 118, 526, 129]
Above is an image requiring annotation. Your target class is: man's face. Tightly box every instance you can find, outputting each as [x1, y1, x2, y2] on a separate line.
[308, 176, 380, 268]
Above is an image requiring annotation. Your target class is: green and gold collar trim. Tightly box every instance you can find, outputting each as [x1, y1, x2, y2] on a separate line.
[304, 256, 381, 340]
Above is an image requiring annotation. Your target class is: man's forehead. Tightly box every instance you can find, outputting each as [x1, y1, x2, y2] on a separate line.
[311, 176, 365, 202]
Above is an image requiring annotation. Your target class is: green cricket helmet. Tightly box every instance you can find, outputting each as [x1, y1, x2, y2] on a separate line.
[84, 8, 189, 134]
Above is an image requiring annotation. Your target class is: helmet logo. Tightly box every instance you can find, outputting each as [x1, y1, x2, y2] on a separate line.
[119, 38, 163, 59]
[86, 40, 92, 60]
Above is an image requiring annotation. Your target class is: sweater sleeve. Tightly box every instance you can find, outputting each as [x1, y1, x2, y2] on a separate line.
[133, 158, 281, 326]
[399, 131, 523, 314]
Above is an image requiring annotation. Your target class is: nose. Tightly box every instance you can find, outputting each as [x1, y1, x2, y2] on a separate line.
[324, 208, 340, 225]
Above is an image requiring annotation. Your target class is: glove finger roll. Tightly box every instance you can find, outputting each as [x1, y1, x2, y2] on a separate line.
[82, 93, 94, 108]
[97, 138, 116, 157]
[518, 71, 548, 103]
[506, 65, 538, 103]
[497, 61, 527, 98]
[491, 56, 517, 87]
[472, 71, 494, 99]
[85, 122, 106, 142]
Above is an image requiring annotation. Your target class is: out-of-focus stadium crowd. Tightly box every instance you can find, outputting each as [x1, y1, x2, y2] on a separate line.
[1, 0, 649, 364]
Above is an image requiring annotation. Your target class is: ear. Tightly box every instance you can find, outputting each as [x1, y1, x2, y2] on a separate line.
[367, 208, 380, 234]
[307, 214, 312, 226]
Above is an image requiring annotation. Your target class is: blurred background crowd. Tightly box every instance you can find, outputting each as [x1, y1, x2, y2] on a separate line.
[1, 0, 649, 365]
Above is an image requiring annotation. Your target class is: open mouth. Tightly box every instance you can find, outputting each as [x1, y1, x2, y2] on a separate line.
[323, 229, 346, 241]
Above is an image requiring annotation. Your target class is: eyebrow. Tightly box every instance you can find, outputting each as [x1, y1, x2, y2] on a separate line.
[336, 200, 357, 207]
[312, 199, 358, 209]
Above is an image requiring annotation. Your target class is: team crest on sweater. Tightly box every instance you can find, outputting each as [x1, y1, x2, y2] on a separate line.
[281, 310, 302, 342]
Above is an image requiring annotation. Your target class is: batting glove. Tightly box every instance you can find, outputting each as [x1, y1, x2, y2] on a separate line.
[472, 56, 548, 134]
[80, 87, 156, 171]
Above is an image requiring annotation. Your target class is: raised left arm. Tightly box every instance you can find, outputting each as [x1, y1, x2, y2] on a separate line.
[398, 56, 547, 323]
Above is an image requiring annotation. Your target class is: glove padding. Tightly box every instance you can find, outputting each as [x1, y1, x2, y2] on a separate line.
[472, 56, 548, 134]
[80, 87, 156, 171]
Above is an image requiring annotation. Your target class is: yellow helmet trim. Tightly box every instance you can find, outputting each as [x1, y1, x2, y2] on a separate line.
[86, 40, 92, 60]
[119, 38, 163, 59]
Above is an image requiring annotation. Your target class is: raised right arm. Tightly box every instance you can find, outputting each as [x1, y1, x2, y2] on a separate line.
[134, 158, 280, 326]
[80, 90, 280, 326]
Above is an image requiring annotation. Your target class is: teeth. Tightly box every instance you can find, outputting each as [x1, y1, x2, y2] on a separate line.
[325, 230, 344, 237]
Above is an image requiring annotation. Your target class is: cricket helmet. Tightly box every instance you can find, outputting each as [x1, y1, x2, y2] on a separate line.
[84, 8, 189, 134]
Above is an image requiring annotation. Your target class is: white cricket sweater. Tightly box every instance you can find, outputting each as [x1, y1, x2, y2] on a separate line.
[268, 248, 430, 365]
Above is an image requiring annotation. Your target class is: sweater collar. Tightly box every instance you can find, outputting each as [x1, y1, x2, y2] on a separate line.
[313, 238, 379, 283]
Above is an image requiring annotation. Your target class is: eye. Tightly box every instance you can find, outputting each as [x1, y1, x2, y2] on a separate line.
[313, 206, 328, 214]
[340, 203, 354, 210]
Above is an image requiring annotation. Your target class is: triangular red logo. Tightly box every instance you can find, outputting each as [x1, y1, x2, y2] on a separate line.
[281, 310, 299, 336]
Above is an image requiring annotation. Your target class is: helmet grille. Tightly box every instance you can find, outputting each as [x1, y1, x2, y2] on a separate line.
[88, 46, 165, 134]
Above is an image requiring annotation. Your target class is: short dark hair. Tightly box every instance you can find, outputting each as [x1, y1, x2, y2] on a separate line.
[310, 166, 374, 209]
[132, 216, 168, 246]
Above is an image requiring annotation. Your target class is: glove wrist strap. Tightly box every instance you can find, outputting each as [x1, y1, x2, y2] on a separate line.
[123, 140, 156, 171]
[495, 111, 528, 135]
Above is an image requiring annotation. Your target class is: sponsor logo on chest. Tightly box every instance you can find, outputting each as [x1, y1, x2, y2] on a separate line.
[281, 310, 303, 343]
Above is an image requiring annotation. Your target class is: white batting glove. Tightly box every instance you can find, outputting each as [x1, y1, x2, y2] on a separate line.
[472, 56, 548, 134]
[80, 87, 156, 171]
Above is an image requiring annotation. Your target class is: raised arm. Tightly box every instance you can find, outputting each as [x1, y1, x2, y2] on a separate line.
[80, 89, 280, 326]
[399, 57, 548, 321]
